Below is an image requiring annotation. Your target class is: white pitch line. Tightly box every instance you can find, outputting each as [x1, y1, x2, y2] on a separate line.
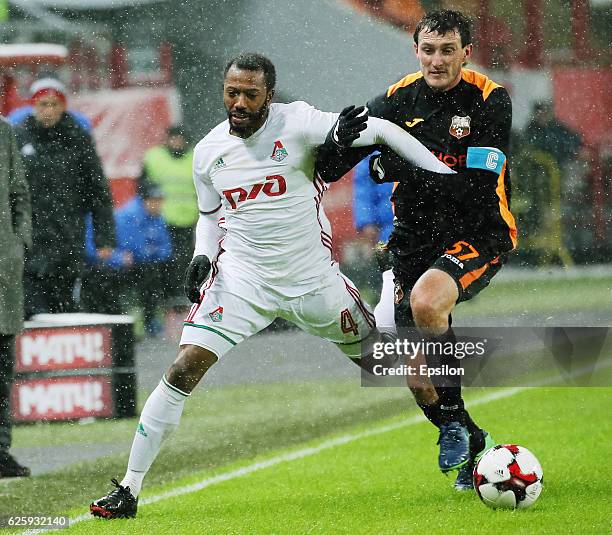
[48, 387, 525, 532]
[24, 356, 612, 533]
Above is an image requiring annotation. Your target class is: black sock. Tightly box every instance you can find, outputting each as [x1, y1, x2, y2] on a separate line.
[417, 399, 463, 428]
[437, 386, 462, 410]
[417, 401, 445, 428]
[423, 328, 463, 426]
[418, 400, 485, 454]
[463, 409, 485, 454]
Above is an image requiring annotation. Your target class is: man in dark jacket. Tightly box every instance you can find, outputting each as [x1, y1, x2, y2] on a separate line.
[0, 117, 32, 477]
[15, 78, 115, 317]
[524, 101, 582, 165]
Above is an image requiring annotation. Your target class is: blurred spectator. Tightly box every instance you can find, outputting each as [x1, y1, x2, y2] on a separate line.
[15, 78, 115, 317]
[524, 101, 582, 164]
[0, 118, 32, 477]
[353, 152, 394, 244]
[81, 184, 172, 336]
[514, 101, 586, 266]
[7, 106, 91, 130]
[140, 125, 197, 304]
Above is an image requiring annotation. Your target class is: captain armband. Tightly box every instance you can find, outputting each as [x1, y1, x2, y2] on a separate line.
[466, 147, 507, 176]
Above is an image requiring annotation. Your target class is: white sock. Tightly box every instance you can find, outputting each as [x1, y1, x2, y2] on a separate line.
[374, 269, 396, 334]
[120, 376, 189, 497]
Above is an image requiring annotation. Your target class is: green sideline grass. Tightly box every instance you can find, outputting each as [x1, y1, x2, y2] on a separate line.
[62, 386, 612, 534]
[357, 274, 612, 319]
[4, 381, 409, 516]
[456, 276, 612, 317]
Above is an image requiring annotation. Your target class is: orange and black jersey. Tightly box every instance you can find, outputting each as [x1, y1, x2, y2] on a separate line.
[315, 68, 517, 258]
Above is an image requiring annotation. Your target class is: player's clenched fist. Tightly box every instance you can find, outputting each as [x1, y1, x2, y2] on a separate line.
[331, 105, 369, 147]
[184, 255, 211, 304]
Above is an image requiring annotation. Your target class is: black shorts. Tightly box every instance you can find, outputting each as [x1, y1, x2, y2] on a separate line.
[392, 239, 505, 323]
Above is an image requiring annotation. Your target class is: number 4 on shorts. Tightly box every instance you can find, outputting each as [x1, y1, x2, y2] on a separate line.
[340, 309, 359, 336]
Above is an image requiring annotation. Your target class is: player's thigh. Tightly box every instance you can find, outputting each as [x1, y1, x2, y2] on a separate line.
[181, 267, 277, 359]
[432, 240, 505, 304]
[287, 272, 376, 357]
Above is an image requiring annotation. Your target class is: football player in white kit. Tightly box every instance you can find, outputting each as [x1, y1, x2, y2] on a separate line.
[91, 53, 453, 519]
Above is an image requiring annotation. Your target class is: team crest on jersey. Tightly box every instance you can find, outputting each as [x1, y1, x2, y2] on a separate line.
[449, 115, 471, 139]
[213, 157, 227, 170]
[270, 140, 288, 162]
[209, 306, 224, 322]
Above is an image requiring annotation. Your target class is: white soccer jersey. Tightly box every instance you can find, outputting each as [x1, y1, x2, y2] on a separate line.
[193, 101, 340, 295]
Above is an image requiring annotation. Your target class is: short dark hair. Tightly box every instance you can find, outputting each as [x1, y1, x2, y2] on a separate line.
[413, 10, 472, 47]
[224, 53, 276, 91]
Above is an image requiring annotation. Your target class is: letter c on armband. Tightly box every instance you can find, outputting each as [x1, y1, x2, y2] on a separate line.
[466, 146, 507, 176]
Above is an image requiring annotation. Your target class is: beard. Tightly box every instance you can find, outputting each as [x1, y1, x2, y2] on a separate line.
[227, 102, 269, 135]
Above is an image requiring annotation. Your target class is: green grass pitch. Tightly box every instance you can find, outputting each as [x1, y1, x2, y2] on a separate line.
[52, 385, 612, 534]
[5, 275, 612, 534]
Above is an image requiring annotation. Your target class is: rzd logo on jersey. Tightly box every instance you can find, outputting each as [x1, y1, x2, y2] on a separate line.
[449, 115, 471, 139]
[270, 140, 288, 162]
[222, 175, 287, 209]
[209, 306, 224, 323]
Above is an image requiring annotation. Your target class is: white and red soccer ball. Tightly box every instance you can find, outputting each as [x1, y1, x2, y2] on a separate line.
[473, 444, 543, 509]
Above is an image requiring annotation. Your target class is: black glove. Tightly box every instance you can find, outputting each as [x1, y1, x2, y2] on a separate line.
[184, 255, 211, 304]
[331, 105, 369, 148]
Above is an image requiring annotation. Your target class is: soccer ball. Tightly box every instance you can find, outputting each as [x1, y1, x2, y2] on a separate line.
[473, 444, 543, 509]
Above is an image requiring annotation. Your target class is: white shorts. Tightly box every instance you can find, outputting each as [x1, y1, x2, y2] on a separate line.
[180, 260, 376, 359]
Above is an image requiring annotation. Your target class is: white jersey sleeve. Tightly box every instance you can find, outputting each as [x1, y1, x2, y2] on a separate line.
[194, 211, 225, 259]
[297, 101, 339, 147]
[192, 141, 225, 259]
[297, 101, 453, 174]
[357, 116, 455, 174]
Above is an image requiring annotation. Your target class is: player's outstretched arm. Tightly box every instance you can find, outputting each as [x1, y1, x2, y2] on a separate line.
[357, 117, 454, 175]
[315, 106, 453, 183]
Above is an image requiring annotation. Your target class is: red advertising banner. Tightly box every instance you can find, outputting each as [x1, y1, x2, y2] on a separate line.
[15, 326, 112, 373]
[12, 376, 113, 422]
[73, 87, 179, 182]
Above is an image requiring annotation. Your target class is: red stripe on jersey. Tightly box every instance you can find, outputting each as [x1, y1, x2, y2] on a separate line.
[315, 175, 328, 193]
[185, 244, 225, 323]
[313, 190, 334, 261]
[200, 204, 222, 215]
[320, 238, 333, 256]
[185, 261, 217, 323]
[342, 277, 376, 328]
[348, 284, 376, 327]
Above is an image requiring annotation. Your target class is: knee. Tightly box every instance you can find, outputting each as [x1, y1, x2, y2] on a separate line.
[166, 345, 218, 393]
[410, 293, 446, 332]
